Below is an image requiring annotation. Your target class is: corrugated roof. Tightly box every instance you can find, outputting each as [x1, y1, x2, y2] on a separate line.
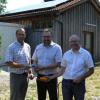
[0, 0, 99, 20]
[6, 0, 68, 14]
[3, 0, 100, 15]
[54, 0, 80, 11]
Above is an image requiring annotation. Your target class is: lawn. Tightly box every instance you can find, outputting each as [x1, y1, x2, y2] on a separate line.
[0, 66, 100, 100]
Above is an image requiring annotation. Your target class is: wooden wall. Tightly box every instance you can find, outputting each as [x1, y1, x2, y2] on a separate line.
[1, 1, 100, 61]
[52, 2, 100, 61]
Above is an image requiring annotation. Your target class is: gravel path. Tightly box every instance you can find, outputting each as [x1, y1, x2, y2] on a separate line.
[0, 72, 63, 100]
[0, 72, 10, 100]
[0, 72, 9, 85]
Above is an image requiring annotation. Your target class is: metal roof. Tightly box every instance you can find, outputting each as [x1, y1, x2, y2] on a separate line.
[0, 0, 99, 21]
[6, 0, 68, 14]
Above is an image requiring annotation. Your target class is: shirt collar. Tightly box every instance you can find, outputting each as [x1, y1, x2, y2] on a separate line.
[43, 41, 55, 47]
[15, 41, 25, 47]
[71, 47, 82, 54]
[50, 41, 55, 46]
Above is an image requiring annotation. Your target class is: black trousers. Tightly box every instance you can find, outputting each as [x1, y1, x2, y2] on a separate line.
[36, 74, 58, 100]
[10, 73, 28, 100]
[62, 79, 86, 100]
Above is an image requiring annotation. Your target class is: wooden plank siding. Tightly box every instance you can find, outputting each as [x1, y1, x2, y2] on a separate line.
[52, 2, 100, 62]
[0, 0, 99, 61]
[6, 16, 53, 28]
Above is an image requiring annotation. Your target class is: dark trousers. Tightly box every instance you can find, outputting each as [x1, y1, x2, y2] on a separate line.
[10, 73, 28, 100]
[36, 74, 58, 100]
[62, 79, 86, 100]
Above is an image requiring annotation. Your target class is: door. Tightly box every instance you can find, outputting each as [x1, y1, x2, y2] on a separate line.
[25, 26, 43, 55]
[83, 31, 94, 57]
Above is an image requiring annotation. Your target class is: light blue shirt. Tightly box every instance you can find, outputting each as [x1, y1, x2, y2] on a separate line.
[61, 47, 94, 79]
[32, 41, 62, 75]
[5, 41, 31, 74]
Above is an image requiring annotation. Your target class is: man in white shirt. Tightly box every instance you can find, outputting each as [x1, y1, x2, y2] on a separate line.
[54, 34, 94, 100]
[32, 28, 62, 100]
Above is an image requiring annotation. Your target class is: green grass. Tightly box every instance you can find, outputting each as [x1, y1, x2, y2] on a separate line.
[26, 67, 100, 100]
[0, 67, 100, 100]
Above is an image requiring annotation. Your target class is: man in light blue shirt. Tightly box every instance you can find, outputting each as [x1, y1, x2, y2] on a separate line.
[5, 28, 31, 100]
[32, 28, 62, 100]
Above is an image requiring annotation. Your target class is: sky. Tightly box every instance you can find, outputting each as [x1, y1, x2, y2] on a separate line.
[6, 0, 43, 11]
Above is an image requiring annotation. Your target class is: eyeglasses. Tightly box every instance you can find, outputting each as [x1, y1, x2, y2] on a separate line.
[69, 40, 79, 43]
[42, 36, 51, 38]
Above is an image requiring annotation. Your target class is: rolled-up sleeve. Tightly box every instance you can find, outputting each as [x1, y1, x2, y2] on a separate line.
[55, 46, 62, 63]
[61, 54, 67, 67]
[32, 48, 38, 61]
[85, 53, 94, 68]
[5, 46, 13, 62]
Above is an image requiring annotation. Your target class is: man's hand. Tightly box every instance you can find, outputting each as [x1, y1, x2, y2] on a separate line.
[24, 65, 31, 73]
[73, 76, 83, 83]
[27, 68, 35, 80]
[73, 68, 94, 83]
[34, 66, 42, 72]
[28, 74, 34, 80]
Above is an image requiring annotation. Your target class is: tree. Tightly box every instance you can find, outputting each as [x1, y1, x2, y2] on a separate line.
[0, 0, 7, 14]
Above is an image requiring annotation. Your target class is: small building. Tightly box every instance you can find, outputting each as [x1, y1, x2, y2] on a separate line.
[0, 0, 100, 62]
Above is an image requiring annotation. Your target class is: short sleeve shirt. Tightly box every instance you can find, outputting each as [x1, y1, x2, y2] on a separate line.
[5, 41, 31, 74]
[61, 47, 94, 79]
[32, 41, 62, 75]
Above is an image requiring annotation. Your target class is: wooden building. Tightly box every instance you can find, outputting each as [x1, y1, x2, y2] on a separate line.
[0, 0, 100, 62]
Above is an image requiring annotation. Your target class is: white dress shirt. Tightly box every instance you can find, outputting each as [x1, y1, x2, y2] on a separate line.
[61, 47, 94, 79]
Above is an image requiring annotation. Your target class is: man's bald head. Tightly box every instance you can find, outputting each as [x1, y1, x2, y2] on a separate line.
[69, 34, 80, 51]
[69, 34, 80, 42]
[16, 28, 25, 35]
